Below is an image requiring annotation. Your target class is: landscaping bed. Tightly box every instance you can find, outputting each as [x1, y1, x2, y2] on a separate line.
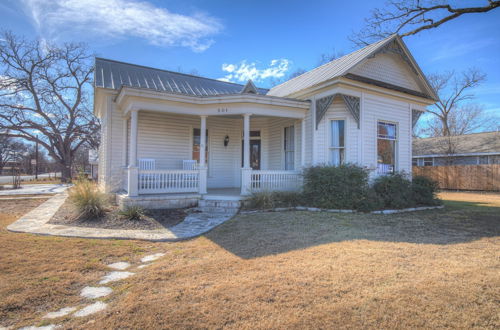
[49, 198, 187, 230]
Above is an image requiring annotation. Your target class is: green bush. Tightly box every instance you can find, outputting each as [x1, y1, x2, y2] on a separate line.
[357, 187, 385, 212]
[372, 172, 414, 209]
[246, 191, 302, 209]
[119, 205, 145, 221]
[303, 164, 369, 209]
[68, 180, 107, 218]
[412, 175, 441, 206]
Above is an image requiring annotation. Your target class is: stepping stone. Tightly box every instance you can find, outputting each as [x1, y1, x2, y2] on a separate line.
[81, 286, 112, 299]
[107, 262, 131, 270]
[19, 325, 58, 330]
[43, 306, 77, 319]
[137, 264, 150, 269]
[140, 253, 165, 263]
[99, 271, 134, 284]
[74, 301, 107, 317]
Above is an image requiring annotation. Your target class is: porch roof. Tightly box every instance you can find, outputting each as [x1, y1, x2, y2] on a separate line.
[95, 58, 269, 97]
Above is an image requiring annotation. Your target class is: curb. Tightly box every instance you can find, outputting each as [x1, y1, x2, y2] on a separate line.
[240, 205, 444, 214]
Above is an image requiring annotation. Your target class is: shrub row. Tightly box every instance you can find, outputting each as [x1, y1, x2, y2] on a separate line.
[247, 165, 441, 212]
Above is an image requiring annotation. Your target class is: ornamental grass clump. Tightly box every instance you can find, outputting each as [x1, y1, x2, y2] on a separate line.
[119, 205, 145, 221]
[68, 179, 107, 218]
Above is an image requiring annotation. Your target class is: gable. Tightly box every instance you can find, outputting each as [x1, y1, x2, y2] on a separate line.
[268, 35, 437, 101]
[349, 52, 423, 93]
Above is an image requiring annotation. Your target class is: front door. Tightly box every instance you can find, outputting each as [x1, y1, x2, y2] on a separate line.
[242, 140, 261, 170]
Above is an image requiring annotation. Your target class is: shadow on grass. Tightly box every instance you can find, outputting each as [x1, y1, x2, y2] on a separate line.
[205, 201, 500, 259]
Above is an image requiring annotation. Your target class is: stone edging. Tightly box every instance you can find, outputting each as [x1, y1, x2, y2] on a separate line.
[240, 205, 444, 214]
[7, 193, 236, 242]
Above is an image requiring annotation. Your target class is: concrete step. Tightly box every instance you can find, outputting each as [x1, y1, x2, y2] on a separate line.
[198, 199, 241, 209]
[196, 199, 241, 214]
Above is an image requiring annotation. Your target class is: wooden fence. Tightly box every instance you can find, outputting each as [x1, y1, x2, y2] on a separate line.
[413, 165, 500, 191]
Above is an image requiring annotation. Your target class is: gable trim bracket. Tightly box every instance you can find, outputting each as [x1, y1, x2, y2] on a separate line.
[316, 93, 360, 129]
[412, 109, 424, 128]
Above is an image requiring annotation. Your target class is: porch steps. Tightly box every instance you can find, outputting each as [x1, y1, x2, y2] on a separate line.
[197, 199, 241, 214]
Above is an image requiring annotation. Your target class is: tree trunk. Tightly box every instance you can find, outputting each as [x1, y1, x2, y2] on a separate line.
[60, 156, 73, 183]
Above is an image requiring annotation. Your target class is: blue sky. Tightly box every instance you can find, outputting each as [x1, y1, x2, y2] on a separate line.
[1, 0, 499, 128]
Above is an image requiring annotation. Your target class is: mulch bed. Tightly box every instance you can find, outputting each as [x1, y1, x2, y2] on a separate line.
[49, 199, 187, 230]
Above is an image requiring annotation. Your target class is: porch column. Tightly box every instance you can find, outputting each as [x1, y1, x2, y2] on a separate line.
[199, 115, 207, 194]
[127, 109, 139, 197]
[301, 117, 306, 168]
[241, 113, 252, 195]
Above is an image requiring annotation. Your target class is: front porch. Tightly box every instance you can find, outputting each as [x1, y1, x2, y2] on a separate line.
[118, 108, 306, 206]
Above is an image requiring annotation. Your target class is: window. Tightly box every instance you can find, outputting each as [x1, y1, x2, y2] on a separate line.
[329, 120, 345, 166]
[412, 158, 418, 166]
[192, 128, 208, 164]
[377, 121, 397, 174]
[424, 157, 433, 166]
[284, 126, 295, 170]
[478, 156, 489, 165]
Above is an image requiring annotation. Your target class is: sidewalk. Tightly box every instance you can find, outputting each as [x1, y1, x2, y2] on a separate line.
[0, 184, 71, 196]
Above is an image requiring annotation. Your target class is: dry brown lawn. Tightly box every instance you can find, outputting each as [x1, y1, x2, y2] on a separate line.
[1, 192, 499, 329]
[0, 199, 162, 328]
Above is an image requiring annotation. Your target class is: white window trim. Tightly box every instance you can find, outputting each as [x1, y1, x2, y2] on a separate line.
[376, 120, 399, 173]
[191, 126, 211, 176]
[283, 124, 296, 170]
[423, 157, 434, 166]
[327, 117, 348, 166]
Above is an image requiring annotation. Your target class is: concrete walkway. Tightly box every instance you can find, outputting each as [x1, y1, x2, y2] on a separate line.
[0, 184, 70, 196]
[7, 193, 236, 241]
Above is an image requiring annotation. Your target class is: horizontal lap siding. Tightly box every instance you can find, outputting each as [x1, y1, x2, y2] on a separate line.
[362, 94, 411, 174]
[351, 53, 422, 92]
[207, 117, 242, 188]
[137, 112, 194, 169]
[268, 117, 299, 170]
[316, 96, 359, 165]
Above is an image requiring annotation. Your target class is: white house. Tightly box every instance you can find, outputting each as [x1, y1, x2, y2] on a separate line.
[94, 35, 437, 208]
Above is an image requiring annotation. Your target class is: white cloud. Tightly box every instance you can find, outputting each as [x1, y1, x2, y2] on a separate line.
[21, 0, 223, 52]
[220, 59, 291, 83]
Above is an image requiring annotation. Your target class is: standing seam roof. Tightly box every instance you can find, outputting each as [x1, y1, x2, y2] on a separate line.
[94, 58, 269, 96]
[267, 35, 398, 97]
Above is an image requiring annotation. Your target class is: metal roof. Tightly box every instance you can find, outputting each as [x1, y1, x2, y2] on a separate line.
[413, 132, 500, 156]
[94, 58, 269, 96]
[267, 34, 435, 99]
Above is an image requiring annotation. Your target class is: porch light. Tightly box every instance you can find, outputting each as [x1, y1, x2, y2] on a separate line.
[224, 135, 230, 147]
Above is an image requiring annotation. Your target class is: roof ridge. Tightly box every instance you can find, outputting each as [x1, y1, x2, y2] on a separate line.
[417, 131, 500, 140]
[95, 57, 268, 91]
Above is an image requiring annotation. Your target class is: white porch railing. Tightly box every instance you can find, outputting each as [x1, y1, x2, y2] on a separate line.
[249, 170, 303, 192]
[138, 169, 199, 194]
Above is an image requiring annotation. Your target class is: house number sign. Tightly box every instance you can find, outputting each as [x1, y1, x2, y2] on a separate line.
[217, 107, 229, 113]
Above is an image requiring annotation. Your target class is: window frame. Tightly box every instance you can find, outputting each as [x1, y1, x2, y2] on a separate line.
[283, 125, 295, 170]
[376, 120, 398, 174]
[192, 127, 209, 169]
[328, 118, 347, 166]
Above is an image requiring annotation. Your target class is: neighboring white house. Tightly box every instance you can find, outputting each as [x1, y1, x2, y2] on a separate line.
[94, 34, 437, 208]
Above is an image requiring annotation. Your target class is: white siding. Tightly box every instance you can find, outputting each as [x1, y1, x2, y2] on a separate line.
[351, 53, 422, 92]
[361, 93, 412, 175]
[316, 96, 359, 165]
[303, 106, 313, 167]
[267, 117, 299, 170]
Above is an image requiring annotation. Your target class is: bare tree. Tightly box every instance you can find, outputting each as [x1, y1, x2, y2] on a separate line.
[0, 31, 99, 182]
[351, 0, 500, 46]
[0, 132, 27, 174]
[317, 49, 344, 66]
[422, 68, 487, 137]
